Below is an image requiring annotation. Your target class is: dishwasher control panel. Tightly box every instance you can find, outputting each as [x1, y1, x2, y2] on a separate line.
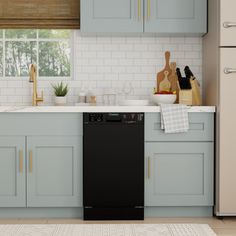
[84, 113, 144, 124]
[88, 113, 104, 122]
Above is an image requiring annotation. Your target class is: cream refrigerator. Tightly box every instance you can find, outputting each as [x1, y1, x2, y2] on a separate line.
[204, 0, 236, 216]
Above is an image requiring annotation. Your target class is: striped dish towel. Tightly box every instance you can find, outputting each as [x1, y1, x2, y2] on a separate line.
[160, 104, 189, 133]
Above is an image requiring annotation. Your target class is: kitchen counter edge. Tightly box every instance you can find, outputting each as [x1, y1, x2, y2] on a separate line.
[0, 106, 216, 113]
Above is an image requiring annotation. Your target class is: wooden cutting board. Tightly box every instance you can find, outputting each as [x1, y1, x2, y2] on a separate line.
[159, 71, 171, 92]
[169, 62, 179, 103]
[157, 51, 172, 92]
[169, 62, 178, 92]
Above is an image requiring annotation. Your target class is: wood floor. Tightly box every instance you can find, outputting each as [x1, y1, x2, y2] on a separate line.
[0, 217, 235, 235]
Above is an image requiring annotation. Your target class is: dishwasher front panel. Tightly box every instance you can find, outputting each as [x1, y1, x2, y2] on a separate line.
[83, 113, 144, 220]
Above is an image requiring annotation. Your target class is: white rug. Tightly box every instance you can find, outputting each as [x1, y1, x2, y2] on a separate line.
[0, 224, 217, 236]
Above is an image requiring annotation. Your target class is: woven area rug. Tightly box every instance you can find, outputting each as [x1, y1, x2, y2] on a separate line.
[0, 224, 216, 236]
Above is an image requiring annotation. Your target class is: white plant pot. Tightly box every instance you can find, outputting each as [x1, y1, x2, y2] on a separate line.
[54, 96, 67, 106]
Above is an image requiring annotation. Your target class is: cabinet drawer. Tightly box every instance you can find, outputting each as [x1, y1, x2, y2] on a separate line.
[220, 0, 236, 46]
[0, 114, 82, 136]
[145, 142, 214, 206]
[145, 113, 214, 142]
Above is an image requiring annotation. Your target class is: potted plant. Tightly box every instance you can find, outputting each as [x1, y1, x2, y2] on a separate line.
[52, 82, 69, 106]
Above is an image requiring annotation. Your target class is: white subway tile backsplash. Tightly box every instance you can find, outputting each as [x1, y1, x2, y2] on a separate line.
[104, 59, 119, 66]
[111, 66, 126, 73]
[0, 31, 203, 105]
[1, 88, 15, 96]
[126, 66, 141, 73]
[112, 52, 126, 58]
[119, 74, 134, 81]
[104, 44, 120, 51]
[97, 66, 112, 73]
[185, 51, 200, 59]
[185, 37, 201, 44]
[82, 51, 97, 58]
[97, 51, 111, 58]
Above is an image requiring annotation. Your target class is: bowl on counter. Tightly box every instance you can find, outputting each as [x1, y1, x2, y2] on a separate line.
[152, 94, 177, 105]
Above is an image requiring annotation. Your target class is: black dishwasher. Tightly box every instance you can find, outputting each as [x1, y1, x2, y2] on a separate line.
[83, 113, 144, 220]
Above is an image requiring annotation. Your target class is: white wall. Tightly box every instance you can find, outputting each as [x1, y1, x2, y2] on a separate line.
[0, 31, 202, 106]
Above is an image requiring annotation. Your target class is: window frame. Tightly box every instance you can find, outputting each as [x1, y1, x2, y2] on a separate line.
[0, 29, 74, 80]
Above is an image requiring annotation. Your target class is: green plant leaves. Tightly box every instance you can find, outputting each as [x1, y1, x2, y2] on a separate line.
[52, 82, 69, 97]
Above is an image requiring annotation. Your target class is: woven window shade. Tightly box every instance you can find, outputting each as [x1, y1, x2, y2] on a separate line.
[0, 0, 80, 29]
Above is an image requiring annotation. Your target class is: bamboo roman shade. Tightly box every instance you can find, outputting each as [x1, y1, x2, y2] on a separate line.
[0, 0, 80, 29]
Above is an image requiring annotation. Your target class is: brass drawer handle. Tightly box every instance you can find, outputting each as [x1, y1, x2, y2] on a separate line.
[148, 157, 151, 179]
[147, 0, 151, 20]
[19, 150, 23, 173]
[29, 150, 33, 173]
[138, 0, 141, 20]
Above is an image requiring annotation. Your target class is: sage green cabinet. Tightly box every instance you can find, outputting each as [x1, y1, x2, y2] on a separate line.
[145, 142, 214, 206]
[0, 114, 83, 209]
[0, 136, 26, 207]
[81, 0, 143, 33]
[80, 0, 207, 35]
[27, 136, 82, 207]
[145, 0, 207, 34]
[145, 112, 214, 212]
[145, 113, 214, 142]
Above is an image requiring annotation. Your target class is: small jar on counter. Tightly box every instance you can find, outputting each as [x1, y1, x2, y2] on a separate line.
[78, 89, 86, 103]
[86, 88, 96, 104]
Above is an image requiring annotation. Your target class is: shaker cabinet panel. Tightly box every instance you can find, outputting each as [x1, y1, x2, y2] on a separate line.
[80, 0, 143, 33]
[0, 136, 26, 207]
[145, 142, 214, 206]
[80, 0, 207, 34]
[145, 113, 214, 142]
[27, 136, 82, 207]
[144, 0, 207, 34]
[220, 0, 236, 46]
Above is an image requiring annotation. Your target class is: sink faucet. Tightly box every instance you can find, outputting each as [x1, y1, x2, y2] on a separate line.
[29, 64, 43, 106]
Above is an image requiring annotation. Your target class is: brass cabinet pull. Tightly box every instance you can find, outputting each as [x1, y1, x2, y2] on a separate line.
[148, 157, 151, 179]
[147, 0, 151, 20]
[19, 150, 23, 173]
[29, 150, 33, 173]
[138, 0, 141, 20]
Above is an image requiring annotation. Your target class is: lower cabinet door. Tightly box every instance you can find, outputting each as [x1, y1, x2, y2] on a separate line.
[27, 136, 82, 207]
[145, 142, 213, 206]
[0, 136, 26, 207]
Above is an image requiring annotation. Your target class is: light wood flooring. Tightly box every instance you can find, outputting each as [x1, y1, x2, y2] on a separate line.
[0, 217, 235, 235]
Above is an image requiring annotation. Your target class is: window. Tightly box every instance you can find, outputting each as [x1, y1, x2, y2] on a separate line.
[0, 29, 72, 79]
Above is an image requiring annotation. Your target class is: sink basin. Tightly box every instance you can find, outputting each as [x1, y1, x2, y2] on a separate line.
[119, 100, 150, 106]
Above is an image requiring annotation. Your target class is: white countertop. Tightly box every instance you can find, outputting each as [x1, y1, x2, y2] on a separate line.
[0, 105, 216, 113]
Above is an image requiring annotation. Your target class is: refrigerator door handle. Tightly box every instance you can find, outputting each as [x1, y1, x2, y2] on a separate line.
[224, 68, 236, 74]
[223, 22, 236, 28]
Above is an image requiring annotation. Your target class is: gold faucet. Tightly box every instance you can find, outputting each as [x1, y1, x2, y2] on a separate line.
[29, 64, 43, 106]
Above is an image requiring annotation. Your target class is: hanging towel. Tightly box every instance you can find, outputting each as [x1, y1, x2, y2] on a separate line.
[160, 104, 189, 133]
